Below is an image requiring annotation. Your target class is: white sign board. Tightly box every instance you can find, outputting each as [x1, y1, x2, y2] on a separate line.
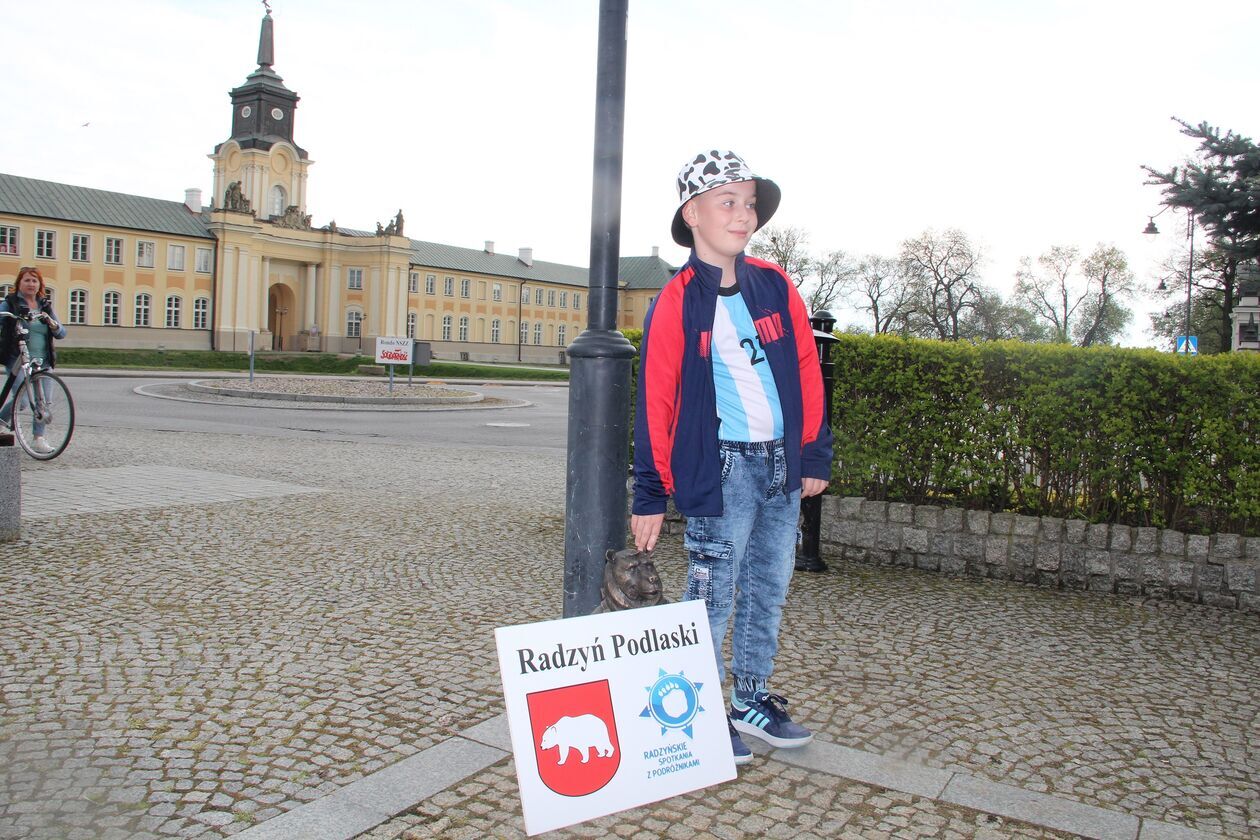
[495, 600, 734, 836]
[374, 336, 413, 365]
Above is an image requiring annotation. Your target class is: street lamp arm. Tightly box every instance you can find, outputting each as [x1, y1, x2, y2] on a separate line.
[1142, 206, 1197, 353]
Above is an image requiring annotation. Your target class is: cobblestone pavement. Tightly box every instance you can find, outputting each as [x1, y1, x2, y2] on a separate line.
[1, 425, 1256, 839]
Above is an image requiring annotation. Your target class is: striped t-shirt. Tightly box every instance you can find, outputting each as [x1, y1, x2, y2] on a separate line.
[711, 283, 783, 442]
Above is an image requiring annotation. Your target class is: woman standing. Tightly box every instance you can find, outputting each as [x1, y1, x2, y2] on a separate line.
[0, 267, 68, 453]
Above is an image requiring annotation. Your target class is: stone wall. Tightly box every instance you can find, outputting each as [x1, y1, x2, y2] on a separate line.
[819, 497, 1260, 613]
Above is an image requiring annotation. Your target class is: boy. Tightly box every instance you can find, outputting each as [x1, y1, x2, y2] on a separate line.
[630, 150, 833, 764]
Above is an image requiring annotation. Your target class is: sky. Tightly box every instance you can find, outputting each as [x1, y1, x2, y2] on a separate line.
[4, 0, 1257, 345]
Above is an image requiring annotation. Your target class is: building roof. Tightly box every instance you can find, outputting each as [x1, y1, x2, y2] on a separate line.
[618, 255, 678, 290]
[406, 240, 589, 286]
[0, 173, 214, 240]
[405, 241, 675, 290]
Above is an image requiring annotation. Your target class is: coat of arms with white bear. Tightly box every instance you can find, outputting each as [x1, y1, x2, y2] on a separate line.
[538, 714, 616, 765]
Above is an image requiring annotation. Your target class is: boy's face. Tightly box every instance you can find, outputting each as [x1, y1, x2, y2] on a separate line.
[682, 180, 758, 261]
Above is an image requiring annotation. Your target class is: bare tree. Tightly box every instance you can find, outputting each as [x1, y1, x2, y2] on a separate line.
[848, 255, 915, 334]
[749, 225, 812, 290]
[898, 229, 984, 340]
[805, 249, 857, 314]
[1013, 246, 1080, 343]
[1073, 245, 1134, 346]
[1013, 244, 1133, 346]
[749, 226, 855, 313]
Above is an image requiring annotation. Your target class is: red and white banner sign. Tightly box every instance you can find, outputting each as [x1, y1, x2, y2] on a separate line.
[495, 600, 733, 835]
[374, 336, 413, 365]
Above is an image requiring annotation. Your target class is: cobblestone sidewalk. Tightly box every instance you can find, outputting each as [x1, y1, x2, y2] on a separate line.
[0, 426, 1256, 839]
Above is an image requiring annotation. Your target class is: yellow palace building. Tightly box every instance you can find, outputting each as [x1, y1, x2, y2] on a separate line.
[0, 11, 672, 363]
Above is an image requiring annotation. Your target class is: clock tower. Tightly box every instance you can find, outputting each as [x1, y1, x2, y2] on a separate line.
[210, 8, 312, 219]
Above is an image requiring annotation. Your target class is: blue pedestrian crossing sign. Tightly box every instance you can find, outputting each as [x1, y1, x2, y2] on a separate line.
[1176, 335, 1198, 355]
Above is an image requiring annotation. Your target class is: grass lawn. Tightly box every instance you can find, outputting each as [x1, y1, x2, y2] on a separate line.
[57, 348, 570, 382]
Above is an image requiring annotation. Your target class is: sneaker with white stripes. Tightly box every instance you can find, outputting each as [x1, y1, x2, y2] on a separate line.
[730, 690, 813, 748]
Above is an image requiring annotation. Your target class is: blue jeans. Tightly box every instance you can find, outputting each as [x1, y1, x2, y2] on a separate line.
[683, 439, 800, 690]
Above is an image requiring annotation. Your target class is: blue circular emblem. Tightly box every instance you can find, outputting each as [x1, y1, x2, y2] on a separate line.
[644, 671, 700, 732]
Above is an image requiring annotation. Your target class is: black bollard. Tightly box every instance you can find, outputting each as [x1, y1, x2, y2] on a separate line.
[796, 310, 839, 573]
[562, 0, 637, 618]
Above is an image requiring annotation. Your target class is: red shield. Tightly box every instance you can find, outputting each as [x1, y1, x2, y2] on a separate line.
[527, 679, 621, 797]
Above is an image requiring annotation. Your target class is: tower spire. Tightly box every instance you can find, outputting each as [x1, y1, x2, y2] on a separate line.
[257, 5, 274, 69]
[219, 1, 306, 157]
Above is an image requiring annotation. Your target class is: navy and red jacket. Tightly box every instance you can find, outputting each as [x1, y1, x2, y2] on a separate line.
[632, 252, 834, 517]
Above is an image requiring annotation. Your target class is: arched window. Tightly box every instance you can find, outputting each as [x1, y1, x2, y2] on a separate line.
[346, 309, 362, 338]
[103, 290, 120, 325]
[134, 293, 151, 327]
[520, 321, 528, 344]
[193, 297, 209, 330]
[69, 289, 87, 325]
[441, 315, 452, 341]
[406, 312, 417, 339]
[533, 322, 542, 345]
[558, 325, 567, 346]
[270, 185, 287, 217]
[490, 319, 501, 343]
[165, 295, 181, 328]
[458, 316, 469, 342]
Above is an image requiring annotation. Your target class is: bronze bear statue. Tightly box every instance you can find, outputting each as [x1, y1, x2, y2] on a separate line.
[593, 548, 671, 613]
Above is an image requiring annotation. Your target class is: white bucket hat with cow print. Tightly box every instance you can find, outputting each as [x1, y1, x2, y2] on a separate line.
[671, 149, 781, 248]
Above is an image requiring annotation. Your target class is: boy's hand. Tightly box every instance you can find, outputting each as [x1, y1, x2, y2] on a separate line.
[801, 478, 829, 498]
[630, 513, 665, 552]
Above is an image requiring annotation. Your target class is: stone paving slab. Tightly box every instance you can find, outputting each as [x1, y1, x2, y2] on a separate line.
[234, 738, 507, 840]
[938, 775, 1138, 839]
[20, 464, 325, 519]
[0, 425, 1256, 840]
[772, 738, 954, 800]
[1139, 821, 1233, 840]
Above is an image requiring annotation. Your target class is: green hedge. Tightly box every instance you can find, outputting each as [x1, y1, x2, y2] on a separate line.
[56, 348, 569, 381]
[830, 335, 1259, 535]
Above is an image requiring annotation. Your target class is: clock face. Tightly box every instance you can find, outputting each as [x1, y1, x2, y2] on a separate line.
[271, 107, 284, 120]
[240, 105, 252, 118]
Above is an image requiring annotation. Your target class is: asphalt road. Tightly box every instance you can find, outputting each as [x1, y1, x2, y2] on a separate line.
[60, 373, 574, 454]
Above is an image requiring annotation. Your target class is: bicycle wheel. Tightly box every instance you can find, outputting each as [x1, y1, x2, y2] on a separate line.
[12, 371, 74, 460]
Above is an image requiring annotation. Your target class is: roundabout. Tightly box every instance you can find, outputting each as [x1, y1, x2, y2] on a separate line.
[133, 375, 532, 411]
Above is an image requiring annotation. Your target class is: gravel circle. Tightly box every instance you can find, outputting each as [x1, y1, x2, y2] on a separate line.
[193, 376, 479, 402]
[134, 378, 528, 411]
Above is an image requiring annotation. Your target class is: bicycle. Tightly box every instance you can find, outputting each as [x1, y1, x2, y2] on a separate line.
[0, 310, 75, 460]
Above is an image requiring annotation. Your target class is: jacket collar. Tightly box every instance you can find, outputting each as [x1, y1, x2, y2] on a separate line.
[686, 251, 748, 293]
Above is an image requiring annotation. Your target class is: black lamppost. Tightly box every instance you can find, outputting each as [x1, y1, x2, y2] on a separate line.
[796, 310, 839, 573]
[562, 0, 636, 617]
[1145, 207, 1195, 353]
[275, 305, 287, 351]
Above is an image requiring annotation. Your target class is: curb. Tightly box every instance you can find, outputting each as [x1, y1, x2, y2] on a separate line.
[184, 380, 485, 406]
